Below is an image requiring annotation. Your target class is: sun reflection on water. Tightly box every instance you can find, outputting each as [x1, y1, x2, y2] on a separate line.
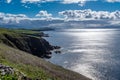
[47, 29, 120, 80]
[61, 29, 116, 80]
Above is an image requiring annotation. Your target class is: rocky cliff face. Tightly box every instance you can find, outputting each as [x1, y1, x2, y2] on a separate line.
[26, 36, 53, 58]
[1, 32, 54, 58]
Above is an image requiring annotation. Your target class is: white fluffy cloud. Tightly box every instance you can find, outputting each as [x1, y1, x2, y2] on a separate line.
[63, 0, 86, 6]
[59, 9, 120, 21]
[62, 0, 97, 6]
[0, 10, 120, 28]
[0, 9, 120, 24]
[0, 13, 28, 24]
[36, 11, 52, 20]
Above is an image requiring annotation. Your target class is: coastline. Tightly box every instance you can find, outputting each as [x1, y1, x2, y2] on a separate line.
[0, 28, 91, 80]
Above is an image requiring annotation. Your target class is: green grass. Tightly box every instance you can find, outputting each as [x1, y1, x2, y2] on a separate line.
[0, 28, 41, 37]
[0, 74, 18, 80]
[0, 28, 22, 41]
[0, 43, 91, 80]
[13, 29, 40, 34]
[0, 44, 60, 80]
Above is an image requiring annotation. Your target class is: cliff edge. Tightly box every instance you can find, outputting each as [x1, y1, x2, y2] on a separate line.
[0, 28, 91, 80]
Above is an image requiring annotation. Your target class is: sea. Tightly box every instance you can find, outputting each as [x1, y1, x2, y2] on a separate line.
[45, 28, 120, 80]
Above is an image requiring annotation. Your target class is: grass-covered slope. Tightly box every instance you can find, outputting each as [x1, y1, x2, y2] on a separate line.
[0, 28, 91, 80]
[0, 44, 91, 80]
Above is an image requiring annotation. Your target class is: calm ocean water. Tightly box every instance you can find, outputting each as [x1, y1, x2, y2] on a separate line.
[45, 29, 120, 80]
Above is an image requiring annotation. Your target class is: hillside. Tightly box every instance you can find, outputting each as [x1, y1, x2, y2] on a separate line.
[0, 28, 91, 80]
[0, 28, 54, 58]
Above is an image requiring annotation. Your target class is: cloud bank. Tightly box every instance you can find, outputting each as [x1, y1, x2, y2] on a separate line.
[1, 9, 120, 22]
[59, 9, 120, 21]
[0, 12, 27, 24]
[62, 0, 97, 6]
[0, 10, 120, 29]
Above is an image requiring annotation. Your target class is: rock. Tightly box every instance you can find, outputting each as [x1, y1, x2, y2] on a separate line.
[53, 46, 61, 49]
[2, 32, 61, 58]
[0, 64, 15, 76]
[0, 63, 43, 80]
[3, 33, 54, 58]
[54, 50, 61, 54]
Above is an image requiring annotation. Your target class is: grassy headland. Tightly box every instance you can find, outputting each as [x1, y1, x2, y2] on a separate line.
[0, 28, 91, 80]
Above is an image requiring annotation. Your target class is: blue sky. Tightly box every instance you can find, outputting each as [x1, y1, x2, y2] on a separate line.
[0, 0, 120, 28]
[0, 0, 120, 17]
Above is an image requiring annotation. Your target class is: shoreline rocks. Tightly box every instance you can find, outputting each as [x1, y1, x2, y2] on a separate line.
[2, 33, 59, 58]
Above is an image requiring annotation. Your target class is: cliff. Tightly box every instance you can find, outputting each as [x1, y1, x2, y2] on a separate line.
[0, 28, 91, 80]
[0, 28, 54, 58]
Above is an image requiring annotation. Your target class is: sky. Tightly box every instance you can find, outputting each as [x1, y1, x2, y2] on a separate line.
[0, 0, 120, 28]
[0, 0, 120, 17]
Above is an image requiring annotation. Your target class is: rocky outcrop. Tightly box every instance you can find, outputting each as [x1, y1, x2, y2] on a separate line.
[27, 36, 53, 58]
[1, 33, 56, 58]
[0, 64, 25, 80]
[0, 64, 14, 76]
[0, 64, 40, 80]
